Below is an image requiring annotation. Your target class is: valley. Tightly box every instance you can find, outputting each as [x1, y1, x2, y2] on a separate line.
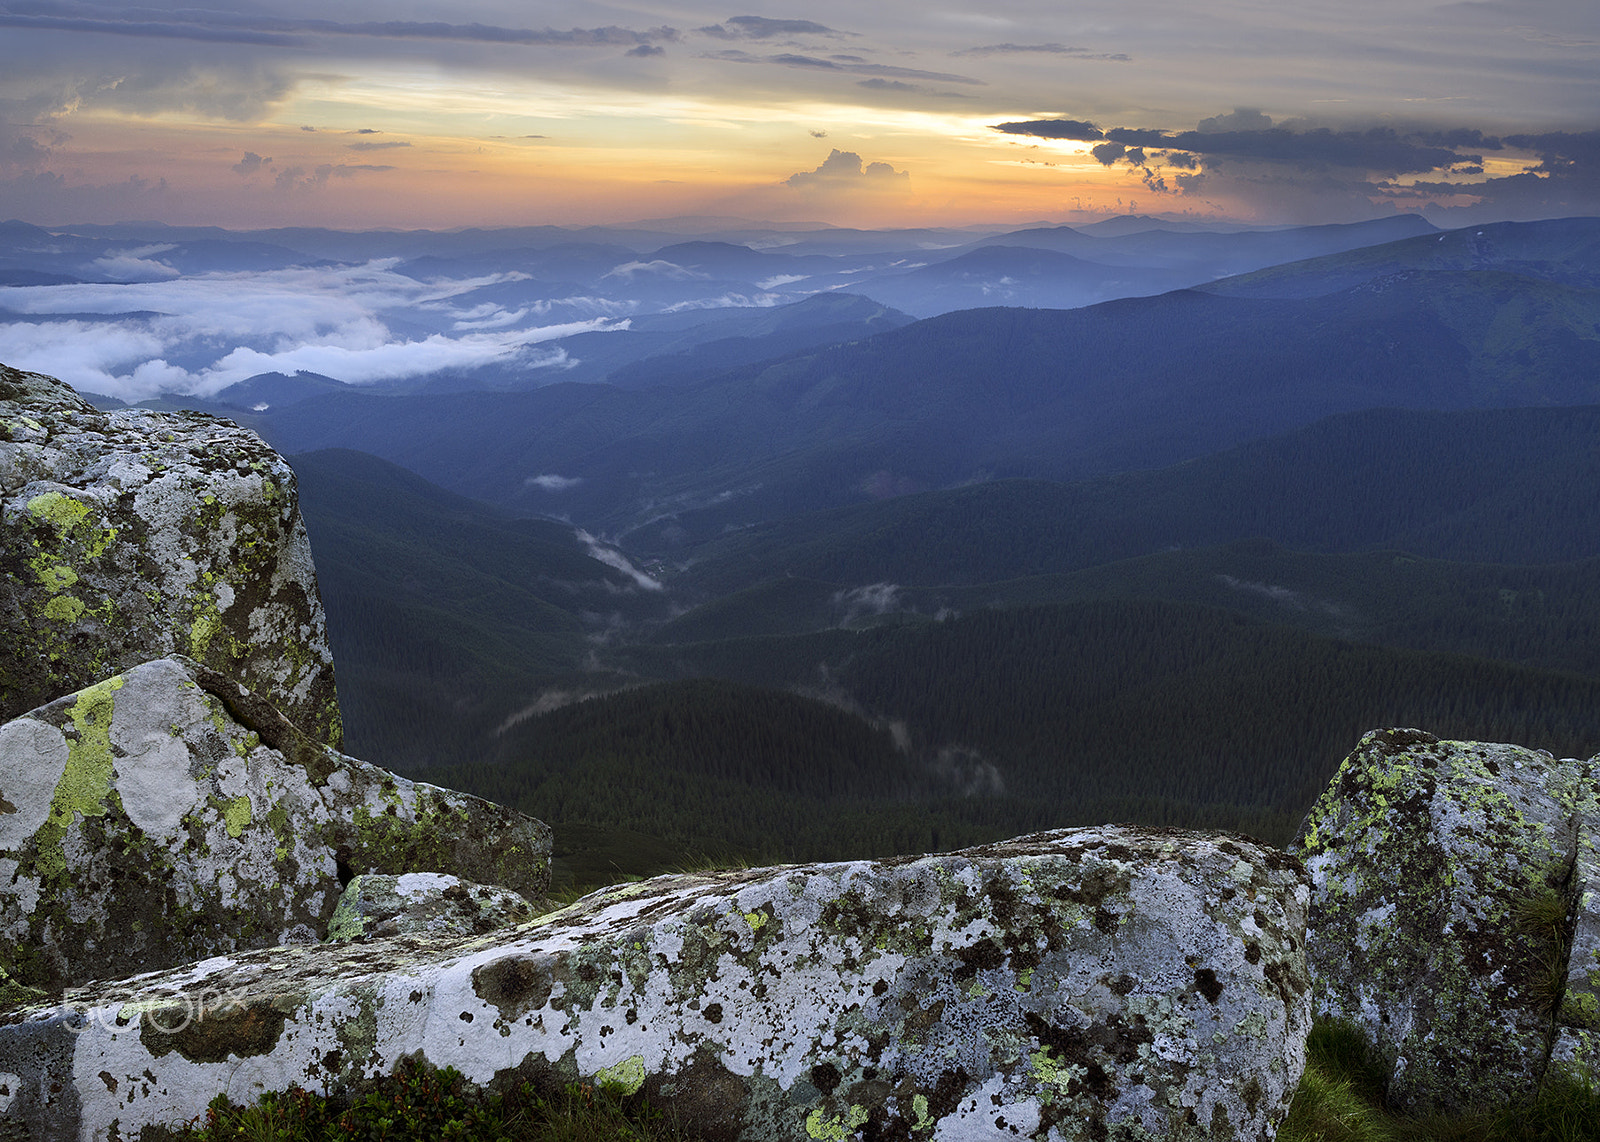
[8, 211, 1599, 892]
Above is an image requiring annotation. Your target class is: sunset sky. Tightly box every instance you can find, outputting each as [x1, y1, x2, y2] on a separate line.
[1, 0, 1597, 229]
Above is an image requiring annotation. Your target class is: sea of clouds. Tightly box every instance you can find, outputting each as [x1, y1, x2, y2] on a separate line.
[0, 260, 629, 401]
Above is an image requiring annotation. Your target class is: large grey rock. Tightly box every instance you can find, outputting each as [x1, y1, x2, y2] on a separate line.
[1296, 728, 1597, 1112]
[327, 873, 540, 941]
[0, 657, 552, 992]
[0, 826, 1309, 1142]
[0, 363, 341, 745]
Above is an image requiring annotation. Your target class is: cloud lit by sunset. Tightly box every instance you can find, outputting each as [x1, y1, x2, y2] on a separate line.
[0, 0, 1594, 229]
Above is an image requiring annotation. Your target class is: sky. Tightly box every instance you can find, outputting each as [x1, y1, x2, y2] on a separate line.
[0, 0, 1597, 230]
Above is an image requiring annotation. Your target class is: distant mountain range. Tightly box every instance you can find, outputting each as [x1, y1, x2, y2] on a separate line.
[250, 220, 1600, 538]
[15, 209, 1600, 875]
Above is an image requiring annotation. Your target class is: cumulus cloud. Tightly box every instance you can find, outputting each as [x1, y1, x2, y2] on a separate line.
[231, 151, 271, 176]
[0, 261, 627, 399]
[785, 149, 909, 191]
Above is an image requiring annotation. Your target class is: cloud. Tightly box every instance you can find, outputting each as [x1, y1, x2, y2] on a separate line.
[1196, 108, 1273, 134]
[833, 582, 903, 625]
[272, 162, 392, 191]
[574, 530, 663, 592]
[785, 149, 909, 191]
[231, 151, 271, 176]
[697, 16, 843, 40]
[0, 123, 56, 171]
[526, 474, 583, 491]
[0, 5, 680, 50]
[992, 118, 1104, 142]
[0, 261, 627, 399]
[952, 42, 1130, 61]
[1001, 110, 1473, 176]
[626, 44, 664, 57]
[706, 49, 984, 85]
[602, 259, 708, 281]
[88, 245, 180, 281]
[347, 140, 410, 151]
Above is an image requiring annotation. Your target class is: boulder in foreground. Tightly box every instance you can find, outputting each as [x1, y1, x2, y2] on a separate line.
[0, 656, 552, 992]
[0, 364, 340, 744]
[1297, 728, 1600, 1113]
[0, 825, 1308, 1142]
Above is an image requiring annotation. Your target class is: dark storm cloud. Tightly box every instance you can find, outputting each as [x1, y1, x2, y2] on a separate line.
[0, 3, 680, 49]
[952, 43, 1130, 61]
[996, 115, 1470, 175]
[697, 16, 843, 40]
[992, 119, 1104, 142]
[993, 107, 1600, 220]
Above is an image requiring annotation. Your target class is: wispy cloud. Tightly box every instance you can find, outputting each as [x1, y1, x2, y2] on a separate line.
[706, 49, 984, 85]
[952, 42, 1129, 60]
[0, 3, 680, 48]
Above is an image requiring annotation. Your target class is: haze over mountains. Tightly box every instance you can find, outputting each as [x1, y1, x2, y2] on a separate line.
[6, 209, 1599, 878]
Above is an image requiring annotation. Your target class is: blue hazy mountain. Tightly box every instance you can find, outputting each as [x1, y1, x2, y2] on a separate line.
[253, 262, 1600, 536]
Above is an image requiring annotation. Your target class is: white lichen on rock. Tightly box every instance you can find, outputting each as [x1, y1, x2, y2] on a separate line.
[0, 363, 340, 745]
[0, 657, 552, 993]
[0, 825, 1309, 1142]
[1296, 728, 1599, 1112]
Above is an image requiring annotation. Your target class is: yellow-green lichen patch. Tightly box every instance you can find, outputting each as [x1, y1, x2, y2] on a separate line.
[224, 795, 253, 839]
[596, 1054, 647, 1095]
[805, 1104, 869, 1141]
[26, 491, 92, 532]
[32, 674, 125, 879]
[42, 595, 86, 624]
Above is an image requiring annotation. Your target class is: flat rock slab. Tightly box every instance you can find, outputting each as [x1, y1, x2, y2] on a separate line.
[0, 364, 340, 744]
[0, 826, 1309, 1142]
[1296, 728, 1597, 1112]
[0, 657, 552, 992]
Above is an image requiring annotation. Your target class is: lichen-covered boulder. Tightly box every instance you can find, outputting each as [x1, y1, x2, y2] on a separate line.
[1550, 762, 1600, 1074]
[0, 656, 552, 992]
[0, 826, 1309, 1142]
[0, 363, 340, 745]
[327, 873, 540, 941]
[1295, 728, 1594, 1112]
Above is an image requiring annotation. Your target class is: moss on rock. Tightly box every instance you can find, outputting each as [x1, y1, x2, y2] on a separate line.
[0, 657, 552, 993]
[0, 825, 1307, 1142]
[1, 363, 341, 746]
